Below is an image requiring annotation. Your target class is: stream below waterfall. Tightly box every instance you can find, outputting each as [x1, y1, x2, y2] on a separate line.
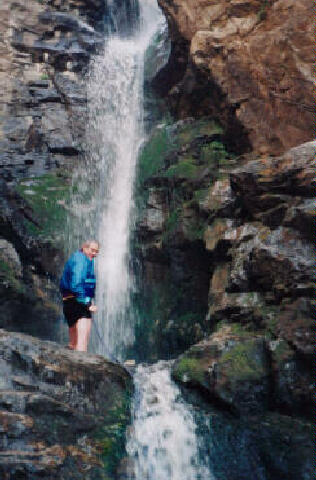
[125, 362, 268, 480]
[127, 362, 213, 480]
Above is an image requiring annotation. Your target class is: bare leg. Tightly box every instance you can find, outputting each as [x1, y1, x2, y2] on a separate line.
[68, 325, 77, 350]
[75, 317, 92, 352]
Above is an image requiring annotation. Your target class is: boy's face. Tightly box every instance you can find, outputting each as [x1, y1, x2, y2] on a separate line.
[83, 242, 99, 260]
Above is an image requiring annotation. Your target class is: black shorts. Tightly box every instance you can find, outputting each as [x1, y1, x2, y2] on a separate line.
[63, 298, 91, 328]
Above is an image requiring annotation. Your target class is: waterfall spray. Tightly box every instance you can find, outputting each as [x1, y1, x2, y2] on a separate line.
[69, 0, 166, 360]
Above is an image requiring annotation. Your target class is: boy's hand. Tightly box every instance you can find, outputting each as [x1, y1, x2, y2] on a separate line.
[89, 305, 97, 313]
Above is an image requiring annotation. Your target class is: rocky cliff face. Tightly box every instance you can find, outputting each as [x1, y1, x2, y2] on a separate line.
[136, 0, 314, 425]
[0, 0, 105, 182]
[135, 123, 314, 417]
[134, 120, 314, 476]
[0, 0, 106, 335]
[156, 0, 314, 156]
[133, 0, 314, 473]
[0, 0, 314, 476]
[0, 329, 132, 479]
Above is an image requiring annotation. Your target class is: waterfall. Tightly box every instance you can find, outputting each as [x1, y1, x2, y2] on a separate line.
[66, 3, 272, 480]
[127, 362, 214, 480]
[71, 0, 166, 360]
[69, 2, 219, 478]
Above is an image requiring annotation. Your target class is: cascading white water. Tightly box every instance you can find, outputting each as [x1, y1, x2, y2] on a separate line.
[72, 0, 166, 360]
[70, 2, 218, 478]
[127, 362, 214, 480]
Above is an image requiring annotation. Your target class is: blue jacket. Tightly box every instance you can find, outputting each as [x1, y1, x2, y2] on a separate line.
[60, 251, 96, 304]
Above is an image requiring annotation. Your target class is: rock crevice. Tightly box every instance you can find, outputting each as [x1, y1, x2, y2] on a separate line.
[157, 0, 314, 155]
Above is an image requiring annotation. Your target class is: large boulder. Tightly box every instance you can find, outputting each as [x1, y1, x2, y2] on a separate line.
[172, 324, 313, 418]
[172, 326, 271, 414]
[0, 329, 132, 479]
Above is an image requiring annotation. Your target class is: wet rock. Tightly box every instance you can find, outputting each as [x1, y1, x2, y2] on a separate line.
[269, 339, 312, 416]
[199, 178, 236, 217]
[0, 0, 109, 337]
[0, 179, 64, 276]
[208, 291, 266, 327]
[0, 329, 132, 480]
[247, 413, 312, 480]
[274, 298, 314, 357]
[0, 240, 22, 279]
[229, 225, 314, 298]
[137, 189, 167, 235]
[39, 11, 99, 35]
[0, 0, 99, 185]
[134, 123, 314, 393]
[158, 0, 314, 155]
[197, 407, 312, 480]
[204, 218, 235, 253]
[173, 321, 313, 425]
[117, 456, 135, 480]
[231, 141, 316, 200]
[173, 326, 271, 415]
[283, 197, 315, 241]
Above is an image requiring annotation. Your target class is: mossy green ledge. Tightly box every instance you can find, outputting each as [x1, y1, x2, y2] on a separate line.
[172, 324, 271, 415]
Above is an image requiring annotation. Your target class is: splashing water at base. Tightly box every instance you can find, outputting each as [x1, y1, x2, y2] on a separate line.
[127, 362, 214, 480]
[71, 0, 166, 360]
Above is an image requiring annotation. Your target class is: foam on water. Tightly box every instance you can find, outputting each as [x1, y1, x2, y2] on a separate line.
[127, 362, 214, 480]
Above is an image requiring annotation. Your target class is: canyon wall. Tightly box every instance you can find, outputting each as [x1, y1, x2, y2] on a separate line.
[0, 4, 135, 479]
[156, 0, 314, 155]
[133, 2, 314, 468]
[0, 0, 105, 335]
[0, 0, 314, 477]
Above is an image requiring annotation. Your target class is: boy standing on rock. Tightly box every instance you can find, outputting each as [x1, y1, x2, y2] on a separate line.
[60, 240, 99, 351]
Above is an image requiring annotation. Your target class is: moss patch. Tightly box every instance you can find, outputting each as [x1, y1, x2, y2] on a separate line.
[261, 305, 279, 337]
[219, 341, 266, 382]
[95, 392, 131, 478]
[200, 141, 228, 166]
[272, 340, 293, 365]
[162, 208, 180, 240]
[165, 158, 200, 180]
[16, 170, 71, 242]
[173, 357, 205, 384]
[137, 119, 226, 187]
[185, 220, 206, 242]
[215, 322, 256, 338]
[0, 260, 25, 296]
[137, 126, 173, 184]
[177, 119, 223, 145]
[257, 0, 269, 21]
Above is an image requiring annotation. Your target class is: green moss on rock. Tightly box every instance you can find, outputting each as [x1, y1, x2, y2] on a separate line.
[0, 260, 25, 296]
[137, 126, 173, 184]
[271, 339, 293, 364]
[176, 119, 223, 145]
[219, 340, 267, 382]
[215, 322, 255, 338]
[173, 357, 205, 384]
[165, 158, 199, 180]
[95, 391, 132, 478]
[137, 119, 226, 187]
[200, 141, 227, 166]
[16, 170, 71, 242]
[162, 208, 180, 241]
